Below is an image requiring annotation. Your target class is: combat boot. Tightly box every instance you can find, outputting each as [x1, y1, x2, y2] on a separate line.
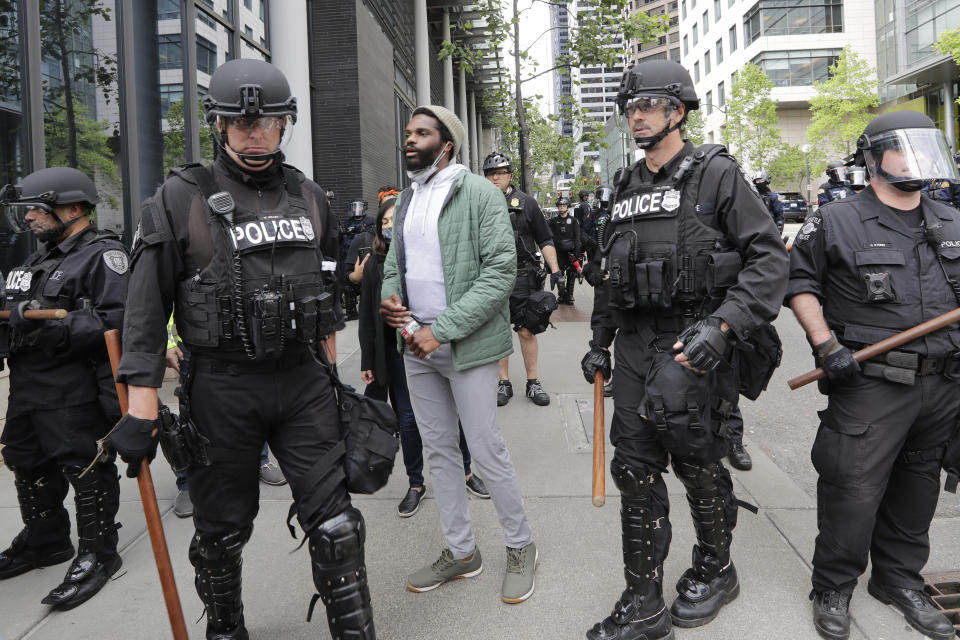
[587, 583, 674, 640]
[308, 507, 376, 639]
[669, 546, 739, 627]
[42, 464, 122, 610]
[190, 529, 250, 640]
[0, 466, 74, 580]
[810, 589, 851, 640]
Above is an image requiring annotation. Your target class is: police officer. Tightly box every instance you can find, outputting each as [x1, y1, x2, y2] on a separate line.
[583, 184, 613, 267]
[580, 60, 788, 640]
[341, 200, 375, 320]
[847, 166, 868, 194]
[574, 189, 594, 226]
[484, 151, 563, 407]
[752, 170, 784, 233]
[109, 60, 376, 640]
[0, 168, 128, 610]
[787, 111, 958, 640]
[923, 152, 960, 209]
[548, 196, 581, 304]
[817, 161, 854, 206]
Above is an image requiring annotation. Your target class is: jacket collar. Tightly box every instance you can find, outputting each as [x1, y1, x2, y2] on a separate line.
[854, 187, 931, 239]
[43, 224, 96, 255]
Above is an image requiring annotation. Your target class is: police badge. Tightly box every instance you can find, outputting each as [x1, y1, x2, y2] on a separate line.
[102, 250, 129, 275]
[299, 216, 315, 241]
[661, 189, 681, 212]
[19, 271, 32, 292]
[510, 197, 520, 208]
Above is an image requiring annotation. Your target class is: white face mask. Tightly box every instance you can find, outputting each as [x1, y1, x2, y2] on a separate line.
[407, 145, 450, 185]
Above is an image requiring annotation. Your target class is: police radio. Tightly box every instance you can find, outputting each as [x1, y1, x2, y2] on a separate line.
[208, 191, 236, 224]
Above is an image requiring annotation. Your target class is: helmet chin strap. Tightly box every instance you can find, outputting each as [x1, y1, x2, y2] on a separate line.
[634, 119, 682, 150]
[217, 124, 285, 170]
[876, 162, 925, 192]
[37, 214, 82, 242]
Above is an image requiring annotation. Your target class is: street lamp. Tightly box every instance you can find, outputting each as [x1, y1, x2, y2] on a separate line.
[801, 144, 812, 213]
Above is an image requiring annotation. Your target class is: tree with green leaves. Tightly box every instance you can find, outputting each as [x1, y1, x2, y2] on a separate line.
[934, 26, 960, 65]
[768, 144, 808, 192]
[807, 47, 878, 158]
[442, 0, 667, 191]
[163, 99, 215, 172]
[43, 96, 118, 206]
[722, 63, 782, 172]
[685, 109, 705, 146]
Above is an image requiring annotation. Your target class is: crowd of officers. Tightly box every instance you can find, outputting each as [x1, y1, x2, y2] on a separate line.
[0, 56, 959, 640]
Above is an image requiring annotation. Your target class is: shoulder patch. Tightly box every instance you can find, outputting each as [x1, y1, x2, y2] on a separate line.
[102, 250, 129, 275]
[817, 188, 825, 194]
[943, 181, 951, 189]
[793, 215, 822, 247]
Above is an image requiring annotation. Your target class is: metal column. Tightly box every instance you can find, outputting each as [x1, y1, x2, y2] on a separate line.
[458, 66, 470, 167]
[945, 73, 957, 153]
[414, 0, 430, 105]
[270, 0, 314, 175]
[18, 0, 44, 172]
[116, 0, 142, 242]
[442, 9, 455, 111]
[182, 0, 201, 163]
[469, 91, 479, 173]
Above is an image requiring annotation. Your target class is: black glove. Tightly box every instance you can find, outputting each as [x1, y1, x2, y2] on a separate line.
[581, 342, 612, 384]
[9, 300, 40, 333]
[813, 333, 860, 381]
[676, 316, 732, 372]
[582, 262, 604, 287]
[109, 414, 159, 478]
[549, 270, 565, 292]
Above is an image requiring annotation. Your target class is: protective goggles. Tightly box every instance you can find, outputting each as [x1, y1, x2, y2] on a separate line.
[219, 115, 286, 133]
[0, 185, 56, 233]
[622, 96, 676, 117]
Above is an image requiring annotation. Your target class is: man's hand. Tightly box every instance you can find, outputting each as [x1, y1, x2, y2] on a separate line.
[581, 343, 611, 384]
[165, 345, 183, 372]
[380, 294, 411, 328]
[549, 270, 565, 292]
[408, 326, 440, 359]
[674, 317, 732, 373]
[109, 414, 159, 478]
[361, 370, 375, 384]
[813, 333, 860, 381]
[349, 253, 370, 285]
[9, 300, 40, 333]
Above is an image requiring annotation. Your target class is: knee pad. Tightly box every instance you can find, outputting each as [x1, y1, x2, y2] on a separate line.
[189, 527, 252, 569]
[308, 506, 365, 566]
[611, 459, 660, 498]
[672, 459, 726, 495]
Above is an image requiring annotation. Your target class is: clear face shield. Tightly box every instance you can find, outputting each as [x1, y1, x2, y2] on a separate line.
[349, 201, 367, 218]
[213, 114, 295, 167]
[827, 166, 847, 183]
[847, 167, 867, 189]
[862, 128, 960, 191]
[0, 185, 56, 233]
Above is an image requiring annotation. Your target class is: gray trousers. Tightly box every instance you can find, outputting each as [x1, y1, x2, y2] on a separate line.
[404, 344, 533, 559]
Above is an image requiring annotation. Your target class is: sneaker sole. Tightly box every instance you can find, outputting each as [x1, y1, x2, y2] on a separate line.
[466, 486, 491, 499]
[671, 581, 740, 628]
[406, 563, 483, 593]
[501, 548, 539, 604]
[397, 490, 426, 518]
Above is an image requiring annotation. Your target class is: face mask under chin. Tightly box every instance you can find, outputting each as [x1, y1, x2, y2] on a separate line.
[892, 180, 925, 192]
[406, 146, 449, 185]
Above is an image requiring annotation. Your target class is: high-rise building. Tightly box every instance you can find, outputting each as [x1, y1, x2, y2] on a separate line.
[627, 0, 681, 67]
[551, 3, 573, 139]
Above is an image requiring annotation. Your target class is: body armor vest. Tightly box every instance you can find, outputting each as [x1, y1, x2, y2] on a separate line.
[507, 190, 539, 266]
[551, 215, 576, 252]
[173, 164, 336, 360]
[603, 145, 741, 318]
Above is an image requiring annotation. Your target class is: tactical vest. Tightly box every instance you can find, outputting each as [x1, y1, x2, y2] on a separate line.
[172, 164, 337, 360]
[506, 190, 539, 266]
[603, 145, 741, 318]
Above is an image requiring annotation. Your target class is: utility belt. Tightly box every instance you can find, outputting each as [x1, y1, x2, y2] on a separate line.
[614, 309, 693, 340]
[857, 349, 960, 385]
[191, 348, 314, 375]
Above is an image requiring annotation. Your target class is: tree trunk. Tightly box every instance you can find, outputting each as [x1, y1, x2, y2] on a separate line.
[54, 0, 79, 168]
[513, 0, 530, 193]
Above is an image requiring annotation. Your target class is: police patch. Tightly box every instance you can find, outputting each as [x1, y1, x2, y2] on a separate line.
[103, 250, 129, 275]
[943, 181, 951, 189]
[299, 216, 315, 241]
[510, 197, 520, 208]
[6, 269, 32, 292]
[661, 189, 681, 212]
[611, 185, 675, 221]
[793, 215, 821, 247]
[231, 215, 316, 252]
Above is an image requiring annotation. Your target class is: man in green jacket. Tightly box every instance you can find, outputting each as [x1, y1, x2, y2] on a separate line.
[381, 105, 538, 604]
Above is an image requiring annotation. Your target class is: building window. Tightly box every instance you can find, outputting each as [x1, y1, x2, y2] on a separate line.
[705, 50, 711, 74]
[693, 24, 698, 45]
[159, 83, 183, 117]
[670, 47, 681, 60]
[702, 10, 709, 34]
[244, 0, 252, 9]
[716, 39, 723, 63]
[744, 0, 843, 45]
[684, 35, 689, 55]
[729, 24, 737, 51]
[714, 0, 721, 19]
[718, 80, 725, 107]
[694, 60, 700, 81]
[244, 25, 253, 38]
[197, 8, 216, 28]
[706, 89, 713, 114]
[682, 0, 687, 19]
[157, 0, 180, 20]
[158, 34, 182, 70]
[905, 1, 960, 65]
[196, 35, 217, 75]
[751, 49, 841, 86]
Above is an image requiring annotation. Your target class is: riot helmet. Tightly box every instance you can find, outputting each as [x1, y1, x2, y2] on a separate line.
[595, 185, 613, 208]
[1, 167, 98, 236]
[349, 201, 367, 218]
[483, 151, 512, 175]
[556, 196, 570, 213]
[203, 59, 297, 169]
[752, 170, 770, 187]
[578, 189, 593, 201]
[616, 60, 699, 150]
[825, 161, 847, 184]
[847, 166, 867, 191]
[857, 111, 958, 192]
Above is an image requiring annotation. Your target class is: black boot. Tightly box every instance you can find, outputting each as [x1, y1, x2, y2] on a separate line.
[671, 460, 740, 627]
[810, 589, 851, 640]
[308, 507, 376, 639]
[867, 578, 955, 640]
[0, 466, 74, 580]
[586, 583, 674, 640]
[190, 529, 251, 640]
[727, 442, 752, 471]
[42, 464, 122, 610]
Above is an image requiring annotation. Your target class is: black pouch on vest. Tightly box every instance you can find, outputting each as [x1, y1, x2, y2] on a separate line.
[635, 259, 673, 308]
[337, 383, 400, 494]
[607, 235, 636, 309]
[522, 290, 558, 335]
[735, 323, 783, 401]
[705, 252, 742, 295]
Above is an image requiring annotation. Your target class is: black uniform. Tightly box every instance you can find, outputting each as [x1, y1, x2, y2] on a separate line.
[786, 187, 960, 595]
[591, 142, 787, 623]
[548, 212, 581, 303]
[928, 179, 960, 209]
[116, 154, 374, 639]
[505, 186, 556, 332]
[817, 180, 854, 206]
[574, 200, 592, 226]
[340, 216, 375, 319]
[0, 225, 128, 601]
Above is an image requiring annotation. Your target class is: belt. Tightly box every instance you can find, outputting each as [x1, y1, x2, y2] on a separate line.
[192, 349, 314, 375]
[877, 350, 952, 376]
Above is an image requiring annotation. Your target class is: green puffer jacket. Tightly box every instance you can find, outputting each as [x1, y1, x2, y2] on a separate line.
[381, 169, 516, 370]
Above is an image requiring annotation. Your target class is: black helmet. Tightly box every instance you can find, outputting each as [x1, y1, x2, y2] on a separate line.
[349, 201, 367, 218]
[595, 185, 613, 206]
[825, 161, 846, 183]
[752, 170, 770, 185]
[578, 189, 593, 200]
[555, 196, 570, 207]
[1, 167, 98, 235]
[616, 60, 699, 115]
[857, 111, 958, 191]
[483, 151, 512, 175]
[203, 59, 297, 124]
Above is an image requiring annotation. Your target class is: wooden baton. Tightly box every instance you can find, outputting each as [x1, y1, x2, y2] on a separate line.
[0, 308, 67, 319]
[103, 329, 188, 640]
[593, 370, 606, 508]
[788, 307, 960, 390]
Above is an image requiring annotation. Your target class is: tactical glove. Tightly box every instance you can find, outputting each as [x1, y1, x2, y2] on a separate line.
[813, 333, 860, 381]
[549, 270, 565, 292]
[109, 414, 159, 478]
[582, 262, 604, 287]
[581, 342, 612, 384]
[9, 300, 40, 332]
[677, 316, 732, 372]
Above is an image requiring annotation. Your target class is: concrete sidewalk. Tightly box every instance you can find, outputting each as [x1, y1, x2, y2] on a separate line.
[1, 314, 958, 640]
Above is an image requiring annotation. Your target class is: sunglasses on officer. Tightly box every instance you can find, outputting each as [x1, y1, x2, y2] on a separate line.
[221, 115, 285, 133]
[623, 96, 675, 117]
